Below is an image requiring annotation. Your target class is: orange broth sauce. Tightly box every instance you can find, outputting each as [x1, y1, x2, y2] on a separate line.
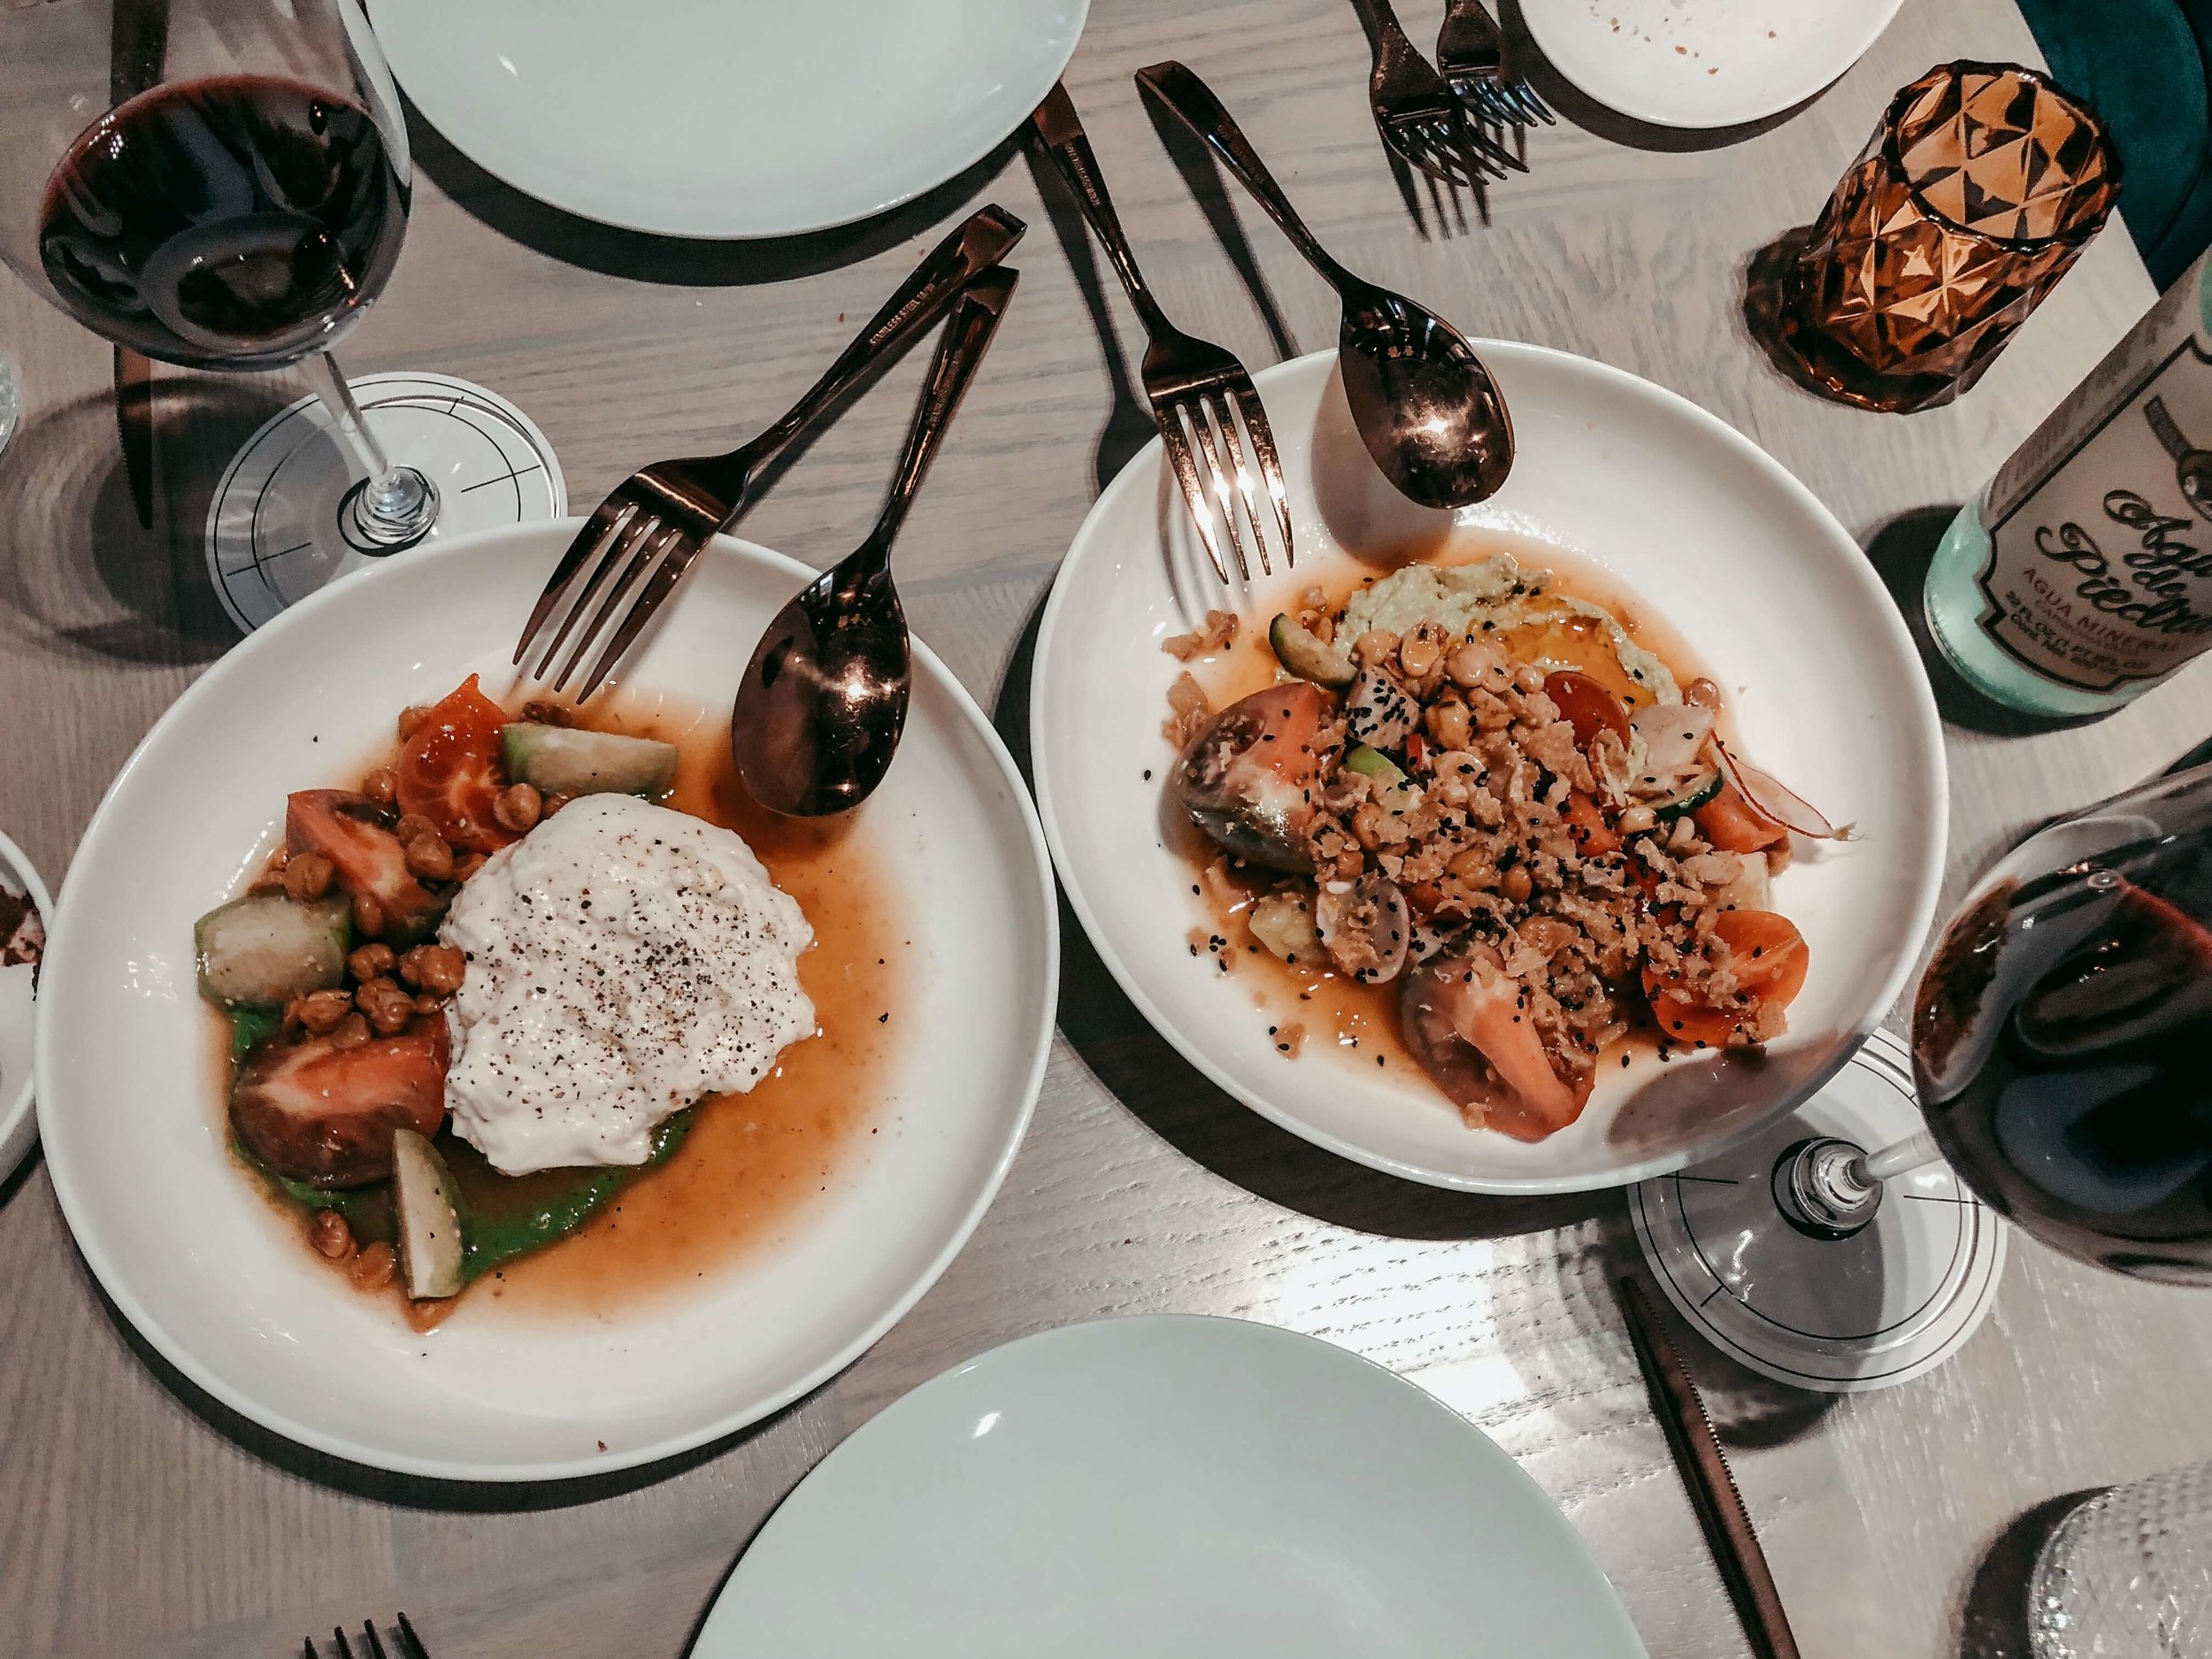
[218, 690, 904, 1323]
[1173, 532, 1717, 1108]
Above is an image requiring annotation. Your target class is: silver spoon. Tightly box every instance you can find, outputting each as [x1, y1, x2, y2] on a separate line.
[1137, 59, 1514, 508]
[732, 268, 1017, 817]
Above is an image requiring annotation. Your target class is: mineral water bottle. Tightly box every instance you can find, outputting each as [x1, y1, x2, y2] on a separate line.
[1924, 250, 2212, 717]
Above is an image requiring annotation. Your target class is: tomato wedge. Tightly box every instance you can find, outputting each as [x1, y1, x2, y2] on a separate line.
[1645, 909, 1808, 1048]
[231, 1024, 448, 1186]
[1542, 671, 1630, 750]
[396, 675, 515, 853]
[286, 790, 447, 944]
[1562, 791, 1620, 856]
[1694, 778, 1790, 854]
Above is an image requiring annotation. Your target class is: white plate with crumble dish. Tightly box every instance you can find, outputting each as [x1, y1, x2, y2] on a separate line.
[1030, 346, 1945, 1194]
[36, 521, 1056, 1481]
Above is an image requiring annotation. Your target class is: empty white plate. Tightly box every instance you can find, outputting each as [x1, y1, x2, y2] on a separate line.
[1030, 347, 1946, 1194]
[373, 0, 1089, 238]
[1520, 0, 1905, 129]
[693, 1315, 1647, 1658]
[37, 521, 1057, 1480]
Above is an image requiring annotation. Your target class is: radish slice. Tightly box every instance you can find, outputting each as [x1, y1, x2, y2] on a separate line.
[1628, 702, 1716, 797]
[1715, 740, 1852, 841]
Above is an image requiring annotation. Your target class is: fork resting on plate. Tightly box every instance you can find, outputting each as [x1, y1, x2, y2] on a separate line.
[1029, 82, 1292, 586]
[514, 204, 1025, 701]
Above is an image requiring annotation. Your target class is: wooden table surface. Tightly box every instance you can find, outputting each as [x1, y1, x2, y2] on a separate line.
[4, 2, 2207, 1655]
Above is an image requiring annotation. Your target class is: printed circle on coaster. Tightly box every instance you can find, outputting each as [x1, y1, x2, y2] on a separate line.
[207, 372, 566, 634]
[1632, 1028, 2006, 1394]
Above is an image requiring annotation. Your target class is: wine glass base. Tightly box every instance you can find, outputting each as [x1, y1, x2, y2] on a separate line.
[205, 371, 567, 634]
[1631, 1029, 2007, 1394]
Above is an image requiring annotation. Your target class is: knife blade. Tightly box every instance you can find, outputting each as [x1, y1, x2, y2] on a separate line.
[1617, 1279, 1802, 1659]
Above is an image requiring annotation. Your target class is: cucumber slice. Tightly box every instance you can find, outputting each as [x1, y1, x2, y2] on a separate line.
[1652, 770, 1724, 820]
[391, 1128, 465, 1301]
[501, 725, 678, 800]
[195, 894, 350, 1010]
[1268, 613, 1356, 688]
[1342, 744, 1406, 785]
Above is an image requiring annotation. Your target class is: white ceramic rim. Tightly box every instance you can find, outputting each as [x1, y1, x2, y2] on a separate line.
[1031, 342, 1947, 1195]
[1520, 0, 1907, 130]
[0, 828, 54, 1180]
[372, 2, 1091, 240]
[695, 1313, 1647, 1656]
[35, 526, 1059, 1481]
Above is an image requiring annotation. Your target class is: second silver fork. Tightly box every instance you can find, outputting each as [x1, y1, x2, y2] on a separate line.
[513, 204, 1024, 701]
[1030, 82, 1291, 585]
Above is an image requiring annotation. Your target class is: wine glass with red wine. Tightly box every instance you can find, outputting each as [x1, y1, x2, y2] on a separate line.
[1772, 760, 2212, 1286]
[0, 0, 558, 626]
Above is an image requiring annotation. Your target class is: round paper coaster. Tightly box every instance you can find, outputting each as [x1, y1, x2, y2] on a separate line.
[1632, 1028, 2006, 1393]
[207, 371, 566, 634]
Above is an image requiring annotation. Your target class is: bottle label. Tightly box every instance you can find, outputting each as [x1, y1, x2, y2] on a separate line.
[1975, 336, 2212, 692]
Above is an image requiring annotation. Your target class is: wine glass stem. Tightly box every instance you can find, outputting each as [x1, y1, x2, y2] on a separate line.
[1861, 1130, 1942, 1182]
[302, 350, 439, 552]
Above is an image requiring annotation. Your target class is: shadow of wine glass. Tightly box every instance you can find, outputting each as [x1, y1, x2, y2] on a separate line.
[1958, 1489, 2100, 1658]
[404, 91, 1022, 288]
[0, 386, 242, 668]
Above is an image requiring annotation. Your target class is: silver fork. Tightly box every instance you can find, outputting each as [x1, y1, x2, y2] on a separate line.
[1437, 0, 1554, 130]
[302, 1614, 430, 1659]
[1030, 82, 1291, 583]
[513, 204, 1024, 702]
[1345, 0, 1523, 187]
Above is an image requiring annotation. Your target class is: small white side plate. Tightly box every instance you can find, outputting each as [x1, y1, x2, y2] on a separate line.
[693, 1315, 1648, 1658]
[373, 0, 1090, 238]
[37, 522, 1057, 1480]
[1520, 0, 1906, 129]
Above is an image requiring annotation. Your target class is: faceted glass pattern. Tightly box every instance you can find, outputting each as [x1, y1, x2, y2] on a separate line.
[1777, 61, 2119, 413]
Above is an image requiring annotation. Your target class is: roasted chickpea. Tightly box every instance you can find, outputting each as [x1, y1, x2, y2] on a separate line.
[401, 943, 466, 995]
[396, 705, 433, 742]
[349, 1240, 396, 1289]
[1448, 848, 1497, 889]
[414, 993, 445, 1018]
[356, 977, 415, 1037]
[329, 1011, 372, 1049]
[351, 892, 385, 939]
[403, 833, 454, 881]
[282, 851, 334, 902]
[394, 812, 440, 847]
[1399, 634, 1440, 682]
[347, 942, 396, 984]
[297, 987, 354, 1034]
[1501, 864, 1534, 903]
[1351, 803, 1386, 850]
[361, 766, 398, 808]
[309, 1208, 355, 1261]
[1426, 700, 1473, 753]
[451, 851, 488, 883]
[493, 782, 542, 835]
[541, 792, 573, 818]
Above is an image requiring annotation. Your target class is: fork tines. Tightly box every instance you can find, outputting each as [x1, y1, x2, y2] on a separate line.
[304, 1613, 432, 1659]
[1155, 378, 1292, 587]
[1390, 108, 1518, 185]
[1455, 73, 1552, 129]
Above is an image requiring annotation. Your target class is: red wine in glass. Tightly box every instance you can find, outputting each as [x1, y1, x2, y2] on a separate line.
[37, 73, 406, 372]
[1914, 813, 2212, 1284]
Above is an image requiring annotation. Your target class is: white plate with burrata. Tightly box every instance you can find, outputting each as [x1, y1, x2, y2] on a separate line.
[35, 522, 1057, 1481]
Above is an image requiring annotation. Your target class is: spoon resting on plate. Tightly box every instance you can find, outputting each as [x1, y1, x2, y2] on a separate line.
[1136, 59, 1514, 510]
[732, 268, 1018, 817]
